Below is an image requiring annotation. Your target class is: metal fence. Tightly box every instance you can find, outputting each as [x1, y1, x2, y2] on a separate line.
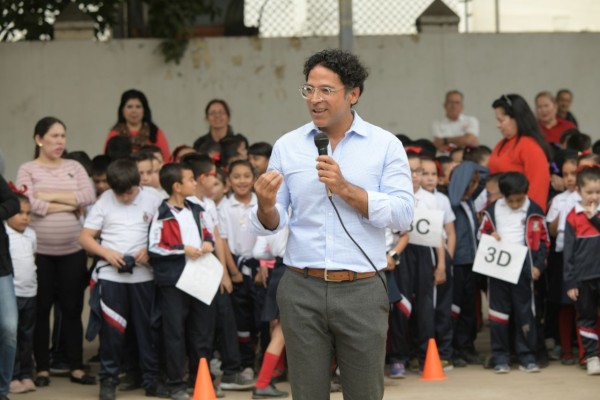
[244, 0, 462, 37]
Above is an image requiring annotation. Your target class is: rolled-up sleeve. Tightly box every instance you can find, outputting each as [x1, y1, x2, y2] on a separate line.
[366, 139, 414, 231]
[73, 163, 96, 207]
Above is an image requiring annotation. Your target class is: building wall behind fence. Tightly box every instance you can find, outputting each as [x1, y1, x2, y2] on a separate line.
[1, 33, 598, 180]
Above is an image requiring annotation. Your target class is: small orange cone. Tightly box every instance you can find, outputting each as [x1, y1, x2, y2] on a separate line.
[193, 358, 216, 400]
[420, 338, 446, 381]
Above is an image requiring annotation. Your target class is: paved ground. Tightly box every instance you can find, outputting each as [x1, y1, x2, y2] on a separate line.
[11, 341, 600, 400]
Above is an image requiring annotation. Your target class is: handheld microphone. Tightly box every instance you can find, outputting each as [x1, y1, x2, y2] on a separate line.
[314, 131, 332, 197]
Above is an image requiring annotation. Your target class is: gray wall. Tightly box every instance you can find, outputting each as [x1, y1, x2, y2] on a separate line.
[1, 33, 598, 180]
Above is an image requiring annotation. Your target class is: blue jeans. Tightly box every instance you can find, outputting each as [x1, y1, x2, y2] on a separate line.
[0, 275, 18, 395]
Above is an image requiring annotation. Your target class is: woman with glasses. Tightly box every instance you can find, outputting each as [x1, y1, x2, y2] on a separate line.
[488, 94, 551, 212]
[193, 99, 237, 152]
[104, 89, 170, 162]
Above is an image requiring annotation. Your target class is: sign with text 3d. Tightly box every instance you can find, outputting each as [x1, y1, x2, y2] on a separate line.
[473, 234, 528, 284]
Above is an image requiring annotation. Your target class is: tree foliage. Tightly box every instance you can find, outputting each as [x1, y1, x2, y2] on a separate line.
[0, 0, 220, 64]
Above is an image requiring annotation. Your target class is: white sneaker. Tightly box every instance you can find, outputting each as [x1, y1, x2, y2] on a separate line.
[210, 358, 223, 377]
[241, 367, 255, 381]
[586, 356, 600, 375]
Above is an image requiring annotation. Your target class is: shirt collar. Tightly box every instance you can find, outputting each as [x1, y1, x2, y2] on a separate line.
[303, 110, 368, 138]
[498, 197, 530, 213]
[575, 201, 600, 214]
[229, 193, 257, 208]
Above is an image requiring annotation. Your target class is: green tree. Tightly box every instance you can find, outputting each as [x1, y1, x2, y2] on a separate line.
[0, 0, 220, 63]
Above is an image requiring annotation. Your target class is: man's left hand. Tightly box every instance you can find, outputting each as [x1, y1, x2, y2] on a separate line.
[316, 155, 348, 196]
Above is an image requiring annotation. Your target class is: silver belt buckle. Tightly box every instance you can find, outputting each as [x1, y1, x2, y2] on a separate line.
[323, 269, 343, 282]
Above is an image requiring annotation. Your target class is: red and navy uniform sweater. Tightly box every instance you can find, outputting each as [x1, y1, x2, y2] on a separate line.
[479, 199, 550, 278]
[148, 199, 214, 286]
[563, 204, 600, 290]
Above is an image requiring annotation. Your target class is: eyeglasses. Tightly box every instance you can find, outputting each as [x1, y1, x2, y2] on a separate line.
[203, 171, 217, 177]
[411, 168, 423, 175]
[299, 85, 343, 100]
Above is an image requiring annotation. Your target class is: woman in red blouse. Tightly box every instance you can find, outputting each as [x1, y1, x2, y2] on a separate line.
[535, 91, 576, 146]
[488, 94, 551, 211]
[104, 89, 170, 161]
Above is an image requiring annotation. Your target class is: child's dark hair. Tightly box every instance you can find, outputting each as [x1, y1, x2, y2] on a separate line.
[139, 144, 163, 160]
[412, 139, 436, 158]
[180, 153, 215, 178]
[196, 140, 221, 158]
[248, 142, 273, 158]
[106, 158, 140, 195]
[64, 150, 92, 176]
[576, 165, 600, 188]
[216, 167, 227, 185]
[463, 146, 491, 164]
[592, 139, 600, 156]
[449, 146, 464, 160]
[170, 145, 194, 162]
[396, 134, 412, 146]
[132, 150, 156, 164]
[91, 155, 113, 176]
[160, 163, 190, 195]
[228, 159, 253, 176]
[487, 173, 503, 185]
[578, 153, 600, 166]
[498, 172, 529, 197]
[220, 135, 248, 166]
[105, 135, 132, 160]
[565, 131, 592, 153]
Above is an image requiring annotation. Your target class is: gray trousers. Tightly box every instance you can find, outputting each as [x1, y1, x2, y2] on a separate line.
[277, 269, 389, 400]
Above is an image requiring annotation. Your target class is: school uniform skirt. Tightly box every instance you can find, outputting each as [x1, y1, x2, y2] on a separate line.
[261, 258, 286, 322]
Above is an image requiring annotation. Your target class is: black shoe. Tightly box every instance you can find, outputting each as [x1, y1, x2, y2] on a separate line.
[99, 380, 117, 400]
[119, 374, 141, 391]
[220, 371, 255, 390]
[87, 353, 101, 364]
[70, 373, 97, 385]
[34, 375, 50, 387]
[252, 384, 289, 399]
[452, 356, 468, 368]
[145, 381, 170, 398]
[170, 389, 190, 400]
[462, 349, 484, 365]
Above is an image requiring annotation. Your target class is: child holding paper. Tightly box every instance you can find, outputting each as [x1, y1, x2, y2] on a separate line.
[148, 163, 216, 400]
[478, 172, 549, 374]
[79, 158, 162, 400]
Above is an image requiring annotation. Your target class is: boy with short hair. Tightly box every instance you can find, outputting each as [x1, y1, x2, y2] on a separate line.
[148, 163, 217, 400]
[563, 165, 600, 375]
[80, 158, 162, 400]
[91, 155, 112, 197]
[479, 172, 549, 373]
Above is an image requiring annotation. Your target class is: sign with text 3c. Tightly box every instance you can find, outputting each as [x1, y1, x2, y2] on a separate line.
[407, 208, 444, 248]
[473, 234, 527, 284]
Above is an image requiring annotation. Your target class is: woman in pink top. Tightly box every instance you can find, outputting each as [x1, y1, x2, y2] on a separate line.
[103, 89, 170, 161]
[16, 117, 96, 387]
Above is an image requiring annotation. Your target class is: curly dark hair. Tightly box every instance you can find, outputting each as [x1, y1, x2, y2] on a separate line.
[303, 49, 369, 97]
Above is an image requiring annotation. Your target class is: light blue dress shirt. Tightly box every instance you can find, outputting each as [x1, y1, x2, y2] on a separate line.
[249, 112, 414, 273]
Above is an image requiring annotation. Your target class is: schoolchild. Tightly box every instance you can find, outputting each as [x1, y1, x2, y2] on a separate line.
[479, 172, 549, 373]
[217, 160, 260, 387]
[563, 165, 600, 375]
[180, 153, 253, 392]
[6, 193, 38, 394]
[148, 163, 216, 400]
[447, 161, 482, 365]
[80, 158, 162, 400]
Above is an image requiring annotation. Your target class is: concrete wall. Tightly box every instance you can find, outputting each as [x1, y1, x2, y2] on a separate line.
[1, 33, 599, 180]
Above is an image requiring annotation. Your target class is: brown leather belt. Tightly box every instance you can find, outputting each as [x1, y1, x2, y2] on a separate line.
[287, 266, 376, 282]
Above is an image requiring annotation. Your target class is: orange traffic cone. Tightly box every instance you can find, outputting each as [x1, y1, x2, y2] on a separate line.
[193, 358, 216, 400]
[420, 338, 446, 381]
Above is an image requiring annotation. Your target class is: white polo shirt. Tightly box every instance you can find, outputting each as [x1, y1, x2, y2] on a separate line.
[218, 193, 258, 258]
[187, 195, 218, 235]
[6, 224, 37, 297]
[253, 226, 289, 260]
[555, 191, 581, 252]
[432, 114, 479, 139]
[84, 187, 162, 283]
[494, 197, 530, 245]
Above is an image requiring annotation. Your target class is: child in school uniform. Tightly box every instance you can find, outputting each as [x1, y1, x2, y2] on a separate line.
[148, 163, 217, 400]
[563, 165, 600, 375]
[180, 153, 253, 393]
[479, 172, 549, 373]
[80, 158, 162, 400]
[421, 157, 457, 369]
[218, 160, 260, 388]
[6, 193, 37, 394]
[546, 152, 578, 364]
[447, 161, 482, 366]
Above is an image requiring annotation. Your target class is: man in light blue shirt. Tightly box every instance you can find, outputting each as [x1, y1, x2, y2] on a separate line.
[250, 49, 413, 400]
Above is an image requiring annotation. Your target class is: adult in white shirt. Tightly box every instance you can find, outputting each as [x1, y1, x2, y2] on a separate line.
[432, 90, 479, 153]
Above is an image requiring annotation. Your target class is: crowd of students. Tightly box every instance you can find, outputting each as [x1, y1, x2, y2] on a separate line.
[1, 90, 600, 400]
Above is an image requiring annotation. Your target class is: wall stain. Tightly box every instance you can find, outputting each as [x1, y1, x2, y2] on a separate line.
[250, 37, 263, 51]
[289, 37, 302, 50]
[274, 65, 285, 80]
[232, 55, 243, 66]
[255, 65, 265, 74]
[410, 34, 420, 43]
[190, 39, 211, 69]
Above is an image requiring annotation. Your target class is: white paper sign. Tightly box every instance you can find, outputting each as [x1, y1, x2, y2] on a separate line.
[407, 208, 444, 248]
[176, 253, 224, 305]
[473, 234, 528, 284]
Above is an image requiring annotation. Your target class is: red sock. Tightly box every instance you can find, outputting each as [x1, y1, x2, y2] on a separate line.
[273, 348, 286, 376]
[255, 352, 280, 389]
[559, 305, 575, 354]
